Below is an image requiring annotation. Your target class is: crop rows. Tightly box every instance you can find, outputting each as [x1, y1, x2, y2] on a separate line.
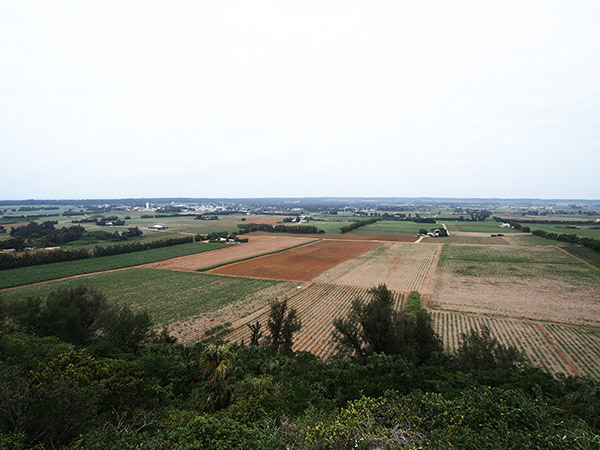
[542, 324, 600, 378]
[226, 283, 404, 359]
[430, 310, 600, 378]
[315, 243, 439, 292]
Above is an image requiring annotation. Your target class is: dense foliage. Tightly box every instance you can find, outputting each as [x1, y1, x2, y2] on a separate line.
[0, 285, 598, 449]
[0, 236, 195, 270]
[237, 223, 323, 234]
[339, 218, 378, 233]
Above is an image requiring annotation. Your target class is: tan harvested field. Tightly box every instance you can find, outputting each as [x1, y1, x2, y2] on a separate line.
[140, 235, 315, 271]
[431, 310, 600, 378]
[226, 283, 404, 358]
[429, 235, 509, 245]
[210, 240, 379, 281]
[431, 244, 600, 326]
[314, 242, 441, 293]
[168, 280, 298, 344]
[244, 231, 418, 242]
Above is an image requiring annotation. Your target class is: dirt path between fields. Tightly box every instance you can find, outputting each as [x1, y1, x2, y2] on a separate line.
[532, 322, 580, 377]
[421, 243, 443, 307]
[555, 246, 600, 271]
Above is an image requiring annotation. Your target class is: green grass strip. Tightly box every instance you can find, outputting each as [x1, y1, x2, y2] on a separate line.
[405, 291, 421, 316]
[0, 242, 225, 289]
[197, 239, 320, 272]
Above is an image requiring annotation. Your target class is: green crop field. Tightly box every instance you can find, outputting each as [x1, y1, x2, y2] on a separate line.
[0, 242, 225, 289]
[560, 244, 600, 269]
[444, 220, 521, 233]
[351, 221, 424, 236]
[308, 221, 355, 233]
[439, 244, 599, 281]
[1, 268, 293, 325]
[527, 223, 600, 239]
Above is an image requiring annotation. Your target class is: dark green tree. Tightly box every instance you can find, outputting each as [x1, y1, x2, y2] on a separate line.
[453, 325, 525, 371]
[3, 286, 108, 345]
[333, 285, 440, 363]
[247, 321, 263, 347]
[99, 305, 153, 350]
[266, 299, 301, 352]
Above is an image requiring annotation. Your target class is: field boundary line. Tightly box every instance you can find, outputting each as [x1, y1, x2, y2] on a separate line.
[531, 321, 581, 377]
[554, 246, 600, 271]
[202, 239, 321, 272]
[421, 243, 443, 305]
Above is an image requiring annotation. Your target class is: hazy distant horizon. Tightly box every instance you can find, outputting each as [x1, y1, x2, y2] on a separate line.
[1, 196, 599, 203]
[1, 2, 599, 199]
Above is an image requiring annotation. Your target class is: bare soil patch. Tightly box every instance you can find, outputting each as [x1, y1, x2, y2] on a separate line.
[140, 235, 315, 271]
[210, 240, 379, 281]
[431, 245, 600, 326]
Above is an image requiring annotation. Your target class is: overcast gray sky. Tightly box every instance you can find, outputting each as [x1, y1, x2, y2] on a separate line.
[1, 1, 599, 200]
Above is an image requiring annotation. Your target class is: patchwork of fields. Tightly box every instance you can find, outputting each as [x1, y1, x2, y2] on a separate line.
[143, 235, 316, 271]
[226, 283, 405, 359]
[210, 240, 379, 281]
[431, 310, 600, 378]
[314, 242, 440, 292]
[2, 216, 599, 379]
[432, 244, 600, 326]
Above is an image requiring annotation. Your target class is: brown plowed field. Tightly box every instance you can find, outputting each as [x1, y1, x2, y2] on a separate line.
[314, 242, 440, 292]
[210, 240, 380, 281]
[244, 231, 418, 242]
[139, 235, 315, 271]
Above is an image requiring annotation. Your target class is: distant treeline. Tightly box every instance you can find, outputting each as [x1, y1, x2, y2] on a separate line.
[0, 236, 194, 270]
[340, 218, 378, 233]
[504, 219, 600, 253]
[2, 222, 144, 251]
[72, 215, 125, 226]
[237, 223, 323, 234]
[493, 216, 598, 226]
[17, 206, 60, 211]
[194, 215, 219, 220]
[531, 229, 600, 252]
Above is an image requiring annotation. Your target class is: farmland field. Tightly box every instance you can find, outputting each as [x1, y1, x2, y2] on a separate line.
[143, 235, 317, 271]
[1, 268, 296, 332]
[431, 310, 600, 378]
[314, 242, 441, 293]
[226, 283, 405, 358]
[210, 240, 379, 281]
[244, 231, 418, 242]
[527, 223, 600, 239]
[559, 243, 600, 269]
[432, 244, 600, 326]
[351, 220, 426, 236]
[0, 242, 225, 289]
[444, 220, 521, 233]
[429, 235, 509, 245]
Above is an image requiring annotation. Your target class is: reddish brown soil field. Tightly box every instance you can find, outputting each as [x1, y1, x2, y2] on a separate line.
[210, 240, 380, 281]
[244, 231, 418, 242]
[139, 235, 315, 271]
